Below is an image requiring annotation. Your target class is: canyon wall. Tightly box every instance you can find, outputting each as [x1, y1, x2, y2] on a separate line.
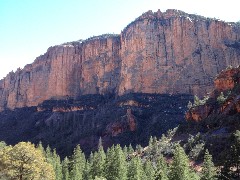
[0, 36, 121, 110]
[1, 9, 240, 111]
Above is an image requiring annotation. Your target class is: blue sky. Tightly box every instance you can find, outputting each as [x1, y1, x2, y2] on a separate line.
[0, 0, 240, 79]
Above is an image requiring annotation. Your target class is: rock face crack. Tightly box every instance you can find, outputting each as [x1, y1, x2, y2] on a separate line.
[1, 9, 240, 111]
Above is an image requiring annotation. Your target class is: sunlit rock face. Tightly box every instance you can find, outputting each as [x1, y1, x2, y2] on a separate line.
[1, 9, 240, 111]
[186, 67, 240, 122]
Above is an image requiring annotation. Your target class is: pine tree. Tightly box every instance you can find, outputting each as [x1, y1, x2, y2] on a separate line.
[143, 159, 155, 180]
[62, 157, 70, 180]
[187, 101, 193, 109]
[128, 144, 134, 154]
[105, 145, 127, 180]
[169, 144, 198, 180]
[90, 137, 106, 179]
[36, 141, 45, 155]
[123, 145, 128, 158]
[70, 144, 86, 180]
[127, 156, 146, 180]
[148, 136, 154, 150]
[221, 130, 240, 179]
[45, 145, 53, 164]
[201, 150, 217, 180]
[194, 95, 201, 106]
[0, 142, 55, 180]
[152, 136, 159, 156]
[136, 144, 143, 154]
[155, 154, 168, 180]
[83, 160, 92, 180]
[90, 139, 106, 179]
[105, 146, 115, 180]
[53, 149, 63, 180]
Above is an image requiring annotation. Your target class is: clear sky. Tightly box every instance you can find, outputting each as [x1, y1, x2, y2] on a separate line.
[0, 0, 240, 79]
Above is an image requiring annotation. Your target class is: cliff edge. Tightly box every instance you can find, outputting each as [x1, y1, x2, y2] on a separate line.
[1, 9, 240, 111]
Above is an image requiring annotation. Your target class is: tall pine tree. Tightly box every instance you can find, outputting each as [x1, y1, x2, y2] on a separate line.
[53, 149, 63, 180]
[90, 138, 106, 179]
[143, 159, 155, 180]
[155, 154, 169, 180]
[128, 156, 146, 180]
[105, 145, 127, 180]
[169, 144, 199, 180]
[62, 157, 70, 180]
[70, 144, 86, 180]
[201, 149, 217, 180]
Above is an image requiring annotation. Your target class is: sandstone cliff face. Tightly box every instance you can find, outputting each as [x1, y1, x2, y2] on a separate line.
[119, 9, 240, 95]
[1, 9, 240, 110]
[0, 35, 121, 110]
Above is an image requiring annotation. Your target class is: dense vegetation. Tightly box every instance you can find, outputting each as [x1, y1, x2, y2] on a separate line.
[6, 126, 240, 180]
[2, 127, 240, 179]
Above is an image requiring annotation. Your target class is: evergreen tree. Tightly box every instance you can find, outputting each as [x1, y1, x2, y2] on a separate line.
[155, 154, 169, 180]
[36, 141, 45, 155]
[0, 142, 55, 180]
[143, 159, 155, 180]
[53, 149, 63, 180]
[45, 145, 53, 164]
[62, 157, 70, 180]
[169, 144, 198, 180]
[70, 144, 86, 180]
[128, 144, 134, 154]
[152, 136, 159, 156]
[148, 136, 154, 151]
[201, 150, 217, 180]
[194, 95, 201, 106]
[136, 144, 143, 154]
[128, 156, 146, 180]
[105, 145, 127, 180]
[98, 137, 103, 150]
[221, 130, 240, 179]
[146, 136, 154, 158]
[217, 92, 226, 104]
[123, 145, 128, 158]
[90, 138, 106, 179]
[105, 146, 115, 179]
[232, 130, 240, 178]
[187, 101, 193, 109]
[83, 160, 92, 180]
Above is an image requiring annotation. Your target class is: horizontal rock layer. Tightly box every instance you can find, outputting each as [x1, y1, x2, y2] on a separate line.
[1, 9, 240, 110]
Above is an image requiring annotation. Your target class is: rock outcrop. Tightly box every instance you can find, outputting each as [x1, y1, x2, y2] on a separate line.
[1, 9, 240, 111]
[186, 66, 240, 122]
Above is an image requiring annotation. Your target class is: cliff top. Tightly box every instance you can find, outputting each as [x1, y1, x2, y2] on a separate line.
[60, 33, 120, 47]
[122, 9, 239, 33]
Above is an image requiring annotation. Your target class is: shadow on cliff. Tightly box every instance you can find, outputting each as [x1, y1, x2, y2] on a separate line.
[0, 93, 192, 157]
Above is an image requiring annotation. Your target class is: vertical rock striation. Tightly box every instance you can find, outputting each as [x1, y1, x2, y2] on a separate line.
[1, 9, 240, 111]
[0, 35, 121, 111]
[118, 9, 240, 95]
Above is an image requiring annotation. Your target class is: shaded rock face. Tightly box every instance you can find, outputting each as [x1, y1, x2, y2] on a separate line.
[1, 9, 240, 111]
[0, 93, 192, 156]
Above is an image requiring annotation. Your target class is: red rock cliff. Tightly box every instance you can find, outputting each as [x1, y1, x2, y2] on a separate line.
[0, 35, 121, 110]
[186, 66, 240, 122]
[1, 9, 240, 111]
